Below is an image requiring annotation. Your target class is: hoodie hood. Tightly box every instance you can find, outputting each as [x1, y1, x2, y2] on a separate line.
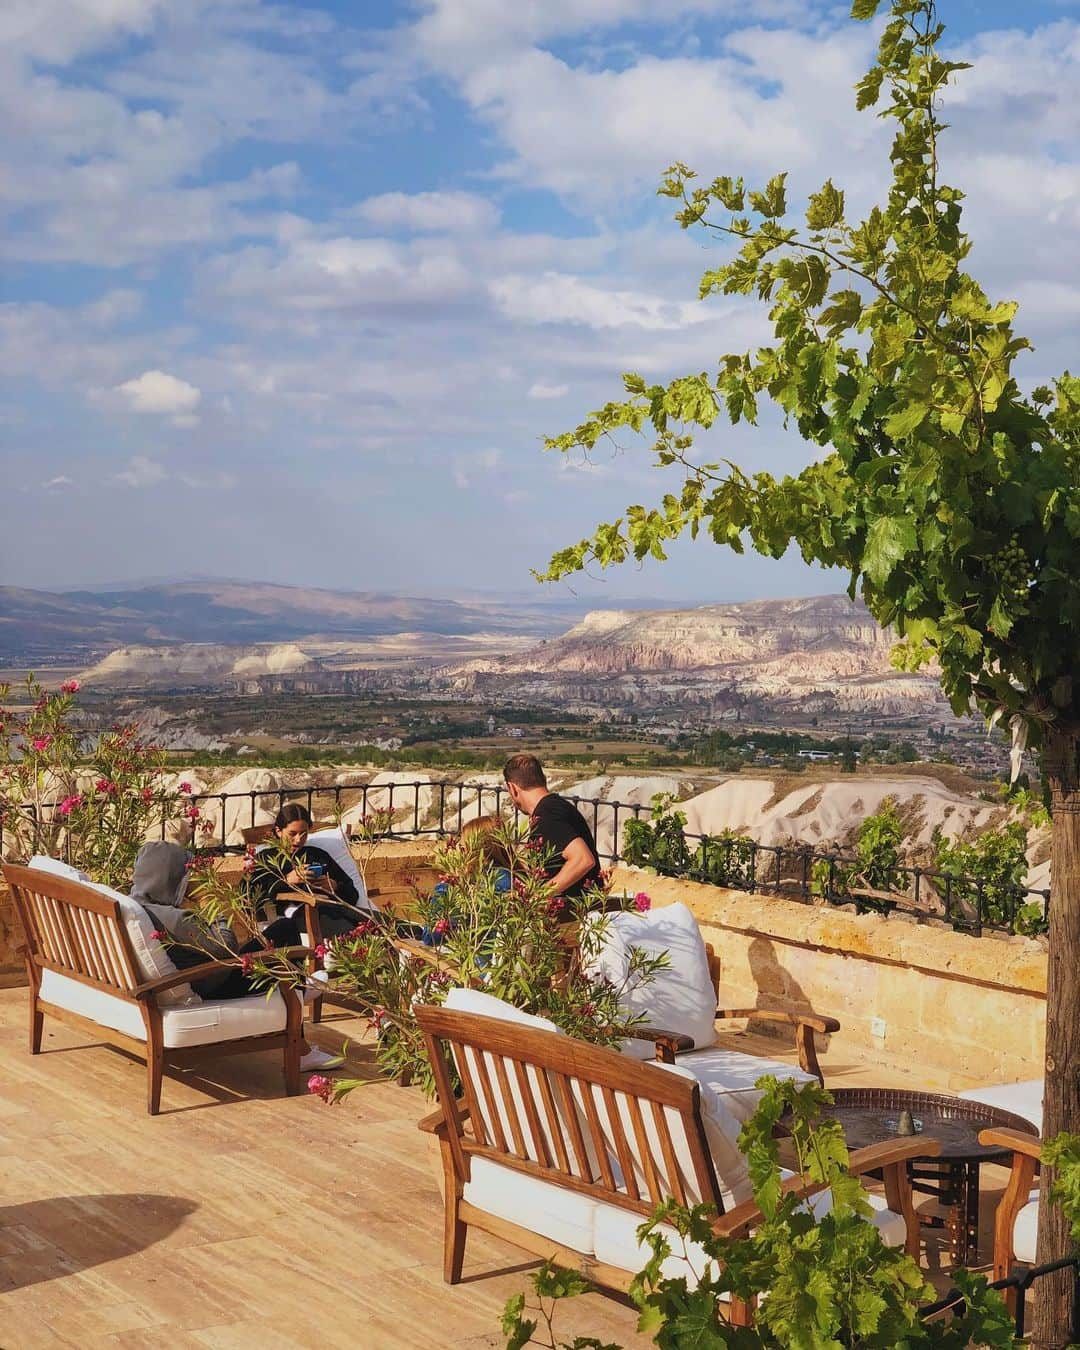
[130, 841, 190, 909]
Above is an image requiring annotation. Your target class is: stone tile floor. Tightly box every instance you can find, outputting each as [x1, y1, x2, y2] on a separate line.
[0, 988, 1010, 1347]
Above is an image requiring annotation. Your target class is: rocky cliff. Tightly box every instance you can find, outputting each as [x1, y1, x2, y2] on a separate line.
[441, 594, 943, 716]
[80, 642, 319, 686]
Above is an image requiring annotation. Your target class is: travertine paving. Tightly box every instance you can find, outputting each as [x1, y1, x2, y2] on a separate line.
[0, 989, 999, 1347]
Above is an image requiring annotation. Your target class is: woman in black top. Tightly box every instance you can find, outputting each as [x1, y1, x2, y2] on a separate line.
[249, 803, 363, 945]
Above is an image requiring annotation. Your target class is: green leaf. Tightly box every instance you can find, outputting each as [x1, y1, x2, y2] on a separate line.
[863, 514, 918, 586]
[806, 180, 845, 231]
[854, 66, 884, 109]
[850, 0, 882, 18]
[749, 172, 788, 219]
[883, 402, 929, 439]
[939, 409, 966, 437]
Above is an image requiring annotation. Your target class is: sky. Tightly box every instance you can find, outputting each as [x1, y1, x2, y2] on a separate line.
[1, 0, 1078, 607]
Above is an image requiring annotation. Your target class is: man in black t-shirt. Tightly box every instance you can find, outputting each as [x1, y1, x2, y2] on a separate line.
[503, 753, 603, 900]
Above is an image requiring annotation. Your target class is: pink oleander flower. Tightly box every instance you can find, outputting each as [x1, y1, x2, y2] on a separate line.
[240, 953, 255, 975]
[349, 919, 376, 938]
[633, 891, 651, 912]
[370, 1005, 389, 1032]
[57, 793, 83, 817]
[31, 735, 52, 752]
[60, 679, 81, 694]
[307, 1074, 334, 1103]
[95, 778, 117, 795]
[149, 929, 167, 943]
[178, 781, 193, 795]
[579, 1001, 596, 1018]
[241, 853, 257, 874]
[545, 896, 567, 919]
[185, 804, 200, 820]
[314, 942, 329, 959]
[199, 819, 215, 835]
[432, 917, 451, 937]
[141, 787, 154, 803]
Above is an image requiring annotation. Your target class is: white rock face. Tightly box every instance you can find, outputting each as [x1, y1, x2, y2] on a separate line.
[80, 643, 319, 686]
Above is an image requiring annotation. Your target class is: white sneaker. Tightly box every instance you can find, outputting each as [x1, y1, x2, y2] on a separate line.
[299, 1046, 341, 1071]
[302, 970, 330, 1005]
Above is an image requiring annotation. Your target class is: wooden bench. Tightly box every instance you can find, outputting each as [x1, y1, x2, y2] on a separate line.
[416, 998, 934, 1321]
[3, 863, 307, 1115]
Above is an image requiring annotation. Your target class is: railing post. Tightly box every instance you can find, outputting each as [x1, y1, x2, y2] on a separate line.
[219, 793, 228, 854]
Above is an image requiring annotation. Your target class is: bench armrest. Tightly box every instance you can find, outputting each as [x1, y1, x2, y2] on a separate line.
[714, 1135, 940, 1256]
[132, 945, 313, 999]
[716, 1007, 840, 1083]
[625, 1025, 696, 1064]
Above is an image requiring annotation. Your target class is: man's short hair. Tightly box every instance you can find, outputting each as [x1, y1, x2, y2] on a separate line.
[503, 753, 547, 790]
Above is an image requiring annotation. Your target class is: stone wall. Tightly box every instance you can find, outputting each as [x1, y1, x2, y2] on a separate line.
[610, 866, 1046, 1090]
[0, 845, 1047, 1088]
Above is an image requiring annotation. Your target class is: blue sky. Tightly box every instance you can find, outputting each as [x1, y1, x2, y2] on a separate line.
[2, 0, 1078, 606]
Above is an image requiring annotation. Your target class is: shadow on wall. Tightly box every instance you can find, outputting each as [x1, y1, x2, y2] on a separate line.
[0, 1193, 197, 1291]
[744, 934, 836, 1046]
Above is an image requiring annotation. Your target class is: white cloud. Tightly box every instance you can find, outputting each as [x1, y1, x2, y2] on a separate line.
[453, 446, 501, 488]
[115, 369, 202, 415]
[491, 271, 709, 330]
[528, 381, 570, 399]
[355, 190, 500, 234]
[41, 474, 75, 491]
[114, 454, 167, 488]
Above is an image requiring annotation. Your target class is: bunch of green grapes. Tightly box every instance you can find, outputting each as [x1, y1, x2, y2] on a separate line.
[992, 534, 1030, 599]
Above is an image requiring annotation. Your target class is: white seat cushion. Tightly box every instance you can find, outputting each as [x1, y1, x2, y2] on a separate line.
[463, 1157, 596, 1255]
[802, 1187, 906, 1249]
[443, 986, 560, 1033]
[593, 1200, 718, 1289]
[958, 1080, 1043, 1136]
[1012, 1192, 1041, 1265]
[160, 990, 288, 1048]
[589, 902, 717, 1051]
[592, 1181, 906, 1288]
[674, 1046, 817, 1125]
[306, 828, 373, 912]
[38, 969, 289, 1048]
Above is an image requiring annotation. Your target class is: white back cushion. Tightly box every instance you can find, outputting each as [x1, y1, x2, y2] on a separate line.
[591, 902, 717, 1050]
[26, 857, 197, 1007]
[443, 987, 576, 1167]
[306, 828, 372, 911]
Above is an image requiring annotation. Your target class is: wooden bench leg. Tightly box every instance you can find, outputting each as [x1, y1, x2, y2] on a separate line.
[30, 1002, 43, 1055]
[442, 1143, 467, 1284]
[146, 1045, 164, 1116]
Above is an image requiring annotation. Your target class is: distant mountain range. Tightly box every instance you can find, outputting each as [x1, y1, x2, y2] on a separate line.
[0, 579, 596, 663]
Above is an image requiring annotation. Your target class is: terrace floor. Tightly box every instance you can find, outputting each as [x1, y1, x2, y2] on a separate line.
[0, 987, 1010, 1348]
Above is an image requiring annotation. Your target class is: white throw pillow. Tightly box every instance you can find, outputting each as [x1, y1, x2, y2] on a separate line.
[306, 827, 372, 912]
[590, 902, 717, 1051]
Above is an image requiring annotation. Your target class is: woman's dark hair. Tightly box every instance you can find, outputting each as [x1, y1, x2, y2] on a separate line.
[273, 802, 313, 832]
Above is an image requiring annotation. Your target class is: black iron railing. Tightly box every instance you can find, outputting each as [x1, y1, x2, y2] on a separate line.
[2, 777, 1050, 936]
[921, 1255, 1080, 1340]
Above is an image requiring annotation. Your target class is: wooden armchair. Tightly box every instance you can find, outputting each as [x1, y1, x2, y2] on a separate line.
[978, 1127, 1043, 1314]
[416, 995, 934, 1321]
[4, 863, 306, 1115]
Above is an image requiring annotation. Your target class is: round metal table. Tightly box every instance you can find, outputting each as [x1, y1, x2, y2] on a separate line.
[820, 1088, 1038, 1267]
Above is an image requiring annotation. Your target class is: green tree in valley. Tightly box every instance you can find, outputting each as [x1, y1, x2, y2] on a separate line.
[540, 1, 1079, 1338]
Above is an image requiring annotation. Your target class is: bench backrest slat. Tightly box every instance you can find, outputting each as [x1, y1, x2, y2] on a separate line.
[416, 1005, 724, 1220]
[3, 864, 141, 995]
